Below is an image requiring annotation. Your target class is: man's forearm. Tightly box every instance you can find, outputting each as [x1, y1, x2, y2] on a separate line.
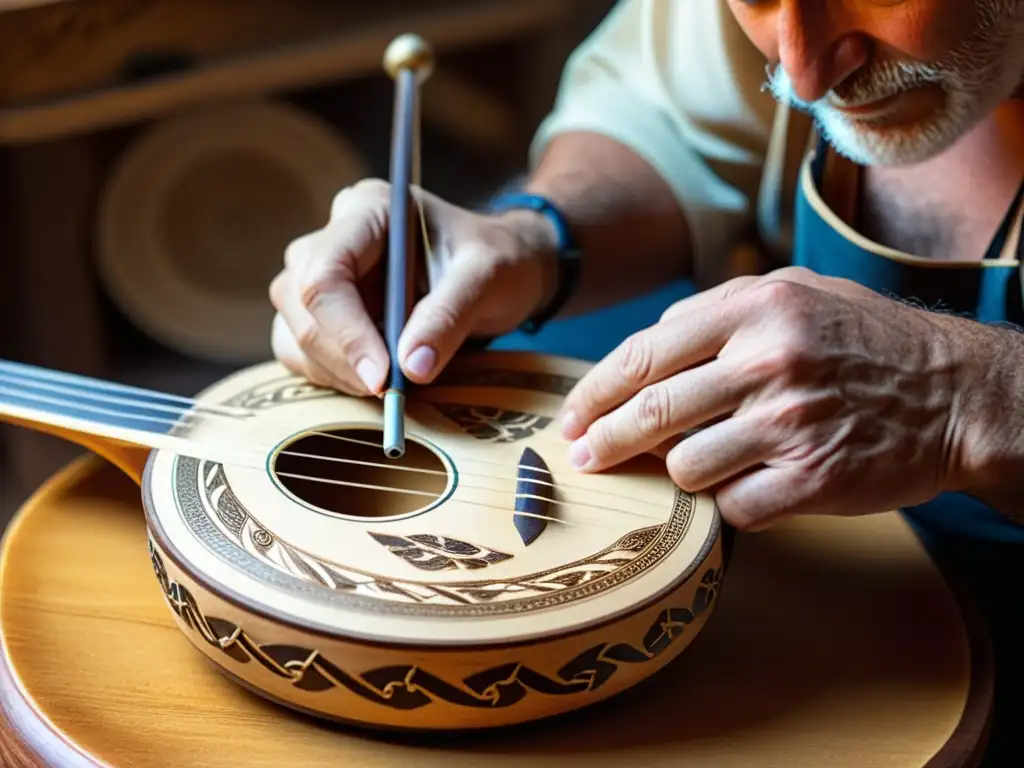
[943, 316, 1024, 522]
[517, 131, 695, 318]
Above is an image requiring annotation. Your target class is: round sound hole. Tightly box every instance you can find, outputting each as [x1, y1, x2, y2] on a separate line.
[271, 427, 452, 520]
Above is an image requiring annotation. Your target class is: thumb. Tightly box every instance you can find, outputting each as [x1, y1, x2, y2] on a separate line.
[397, 251, 498, 384]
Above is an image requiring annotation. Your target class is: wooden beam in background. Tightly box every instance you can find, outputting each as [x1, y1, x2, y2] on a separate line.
[0, 0, 574, 145]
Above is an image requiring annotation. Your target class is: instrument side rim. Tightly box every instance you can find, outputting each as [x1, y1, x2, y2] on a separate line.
[141, 451, 725, 651]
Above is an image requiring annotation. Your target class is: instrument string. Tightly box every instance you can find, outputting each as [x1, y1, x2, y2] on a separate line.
[0, 377, 659, 513]
[271, 470, 588, 530]
[0, 367, 670, 524]
[1, 364, 572, 485]
[0, 362, 250, 417]
[274, 468, 662, 525]
[285, 432, 665, 522]
[2, 363, 591, 480]
[0, 382, 196, 431]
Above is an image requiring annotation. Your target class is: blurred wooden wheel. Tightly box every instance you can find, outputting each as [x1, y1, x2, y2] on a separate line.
[96, 99, 368, 363]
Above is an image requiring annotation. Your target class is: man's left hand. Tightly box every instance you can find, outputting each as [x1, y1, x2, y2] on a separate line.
[558, 266, 972, 531]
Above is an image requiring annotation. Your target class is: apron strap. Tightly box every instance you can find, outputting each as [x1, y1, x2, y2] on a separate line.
[980, 175, 1024, 315]
[756, 101, 1024, 313]
[983, 177, 1024, 261]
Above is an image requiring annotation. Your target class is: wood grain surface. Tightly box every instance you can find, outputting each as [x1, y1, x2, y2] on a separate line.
[0, 455, 993, 767]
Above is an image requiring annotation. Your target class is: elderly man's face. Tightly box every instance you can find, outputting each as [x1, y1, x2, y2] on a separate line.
[728, 0, 1024, 165]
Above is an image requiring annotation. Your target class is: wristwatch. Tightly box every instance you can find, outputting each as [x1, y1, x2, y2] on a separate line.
[484, 192, 582, 335]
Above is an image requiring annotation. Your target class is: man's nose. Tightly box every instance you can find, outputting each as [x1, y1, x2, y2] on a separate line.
[776, 1, 870, 102]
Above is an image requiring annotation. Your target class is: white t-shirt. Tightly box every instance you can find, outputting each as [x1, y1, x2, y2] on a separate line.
[529, 0, 787, 282]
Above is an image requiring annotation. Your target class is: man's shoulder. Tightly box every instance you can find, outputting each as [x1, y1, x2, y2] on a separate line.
[536, 0, 790, 276]
[618, 0, 777, 127]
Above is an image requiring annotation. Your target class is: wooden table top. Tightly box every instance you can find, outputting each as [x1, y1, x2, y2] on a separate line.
[0, 455, 993, 766]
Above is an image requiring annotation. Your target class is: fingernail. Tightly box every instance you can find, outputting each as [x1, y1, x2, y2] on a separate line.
[561, 410, 581, 440]
[405, 345, 437, 380]
[569, 438, 592, 470]
[356, 358, 380, 392]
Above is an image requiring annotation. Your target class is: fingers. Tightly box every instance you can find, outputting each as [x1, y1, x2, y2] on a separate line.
[270, 255, 388, 395]
[560, 301, 747, 441]
[567, 357, 753, 472]
[270, 176, 544, 393]
[270, 312, 348, 391]
[269, 180, 393, 395]
[396, 247, 503, 384]
[711, 465, 816, 532]
[561, 267, 882, 467]
[659, 274, 762, 323]
[296, 244, 389, 391]
[657, 266, 875, 325]
[663, 411, 774, 492]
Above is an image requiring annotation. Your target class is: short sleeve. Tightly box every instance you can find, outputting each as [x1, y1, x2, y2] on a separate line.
[529, 0, 777, 282]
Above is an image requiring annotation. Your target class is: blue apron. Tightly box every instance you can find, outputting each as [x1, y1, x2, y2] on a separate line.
[794, 137, 1024, 764]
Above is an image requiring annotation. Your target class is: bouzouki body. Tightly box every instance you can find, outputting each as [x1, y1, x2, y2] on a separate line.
[0, 351, 725, 731]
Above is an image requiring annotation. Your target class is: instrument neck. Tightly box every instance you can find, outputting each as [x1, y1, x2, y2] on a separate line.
[0, 358, 195, 484]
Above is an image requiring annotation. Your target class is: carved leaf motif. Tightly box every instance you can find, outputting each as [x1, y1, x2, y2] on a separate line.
[369, 532, 514, 572]
[434, 404, 552, 443]
[614, 527, 661, 552]
[407, 534, 481, 556]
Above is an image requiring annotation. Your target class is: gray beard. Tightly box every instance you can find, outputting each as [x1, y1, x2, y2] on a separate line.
[764, 0, 1024, 166]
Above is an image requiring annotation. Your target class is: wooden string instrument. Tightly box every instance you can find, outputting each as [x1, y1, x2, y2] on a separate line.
[0, 345, 724, 732]
[0, 34, 993, 766]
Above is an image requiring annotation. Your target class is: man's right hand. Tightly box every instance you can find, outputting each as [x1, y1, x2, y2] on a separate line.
[269, 179, 558, 396]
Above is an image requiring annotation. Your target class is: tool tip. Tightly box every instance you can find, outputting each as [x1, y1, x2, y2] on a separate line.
[382, 389, 406, 459]
[383, 34, 435, 81]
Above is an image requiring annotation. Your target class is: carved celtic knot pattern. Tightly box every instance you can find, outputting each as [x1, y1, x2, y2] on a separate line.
[432, 404, 552, 443]
[149, 542, 722, 710]
[368, 532, 514, 571]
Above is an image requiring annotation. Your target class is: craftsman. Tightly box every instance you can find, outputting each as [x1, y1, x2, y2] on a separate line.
[269, 1, 1024, 761]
